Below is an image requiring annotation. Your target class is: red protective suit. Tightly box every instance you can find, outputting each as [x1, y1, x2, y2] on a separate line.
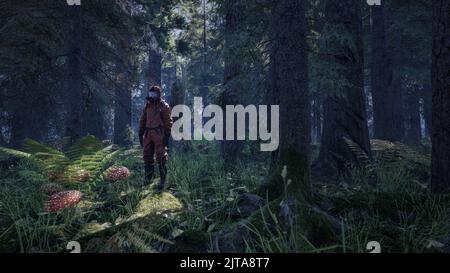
[139, 96, 173, 165]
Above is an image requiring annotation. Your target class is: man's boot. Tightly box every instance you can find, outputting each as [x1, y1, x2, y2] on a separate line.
[157, 163, 167, 191]
[144, 163, 154, 185]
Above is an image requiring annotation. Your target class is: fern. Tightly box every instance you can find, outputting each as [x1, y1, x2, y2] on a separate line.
[1, 139, 70, 178]
[0, 136, 122, 185]
[343, 136, 370, 164]
[67, 145, 122, 183]
[65, 135, 105, 161]
[33, 152, 71, 179]
[125, 231, 157, 253]
[370, 139, 430, 167]
[371, 139, 402, 162]
[111, 223, 171, 253]
[0, 146, 31, 159]
[22, 139, 64, 156]
[131, 223, 174, 246]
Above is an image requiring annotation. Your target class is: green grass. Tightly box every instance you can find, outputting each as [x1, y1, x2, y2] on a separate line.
[1, 139, 449, 253]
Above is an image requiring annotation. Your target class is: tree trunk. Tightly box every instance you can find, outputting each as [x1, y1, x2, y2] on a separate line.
[0, 130, 5, 147]
[9, 75, 46, 147]
[311, 97, 322, 143]
[268, 38, 280, 167]
[64, 5, 83, 141]
[83, 97, 106, 140]
[318, 0, 371, 174]
[269, 0, 311, 199]
[220, 0, 245, 165]
[162, 64, 177, 104]
[422, 82, 432, 138]
[370, 5, 398, 141]
[431, 0, 450, 193]
[404, 84, 422, 145]
[148, 43, 162, 88]
[200, 0, 209, 106]
[113, 37, 132, 147]
[82, 53, 105, 140]
[9, 102, 27, 148]
[391, 78, 405, 141]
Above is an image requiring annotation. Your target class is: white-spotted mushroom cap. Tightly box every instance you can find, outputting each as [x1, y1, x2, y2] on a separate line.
[104, 166, 131, 182]
[44, 190, 82, 212]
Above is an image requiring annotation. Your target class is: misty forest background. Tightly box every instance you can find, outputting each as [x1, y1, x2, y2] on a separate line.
[0, 0, 449, 253]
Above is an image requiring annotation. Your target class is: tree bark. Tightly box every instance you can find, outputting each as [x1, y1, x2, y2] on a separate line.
[404, 84, 422, 145]
[269, 0, 311, 199]
[391, 78, 405, 141]
[82, 52, 105, 140]
[431, 0, 450, 193]
[220, 0, 245, 165]
[64, 5, 83, 141]
[9, 102, 27, 148]
[422, 82, 432, 138]
[113, 37, 133, 147]
[311, 97, 322, 143]
[200, 0, 209, 106]
[83, 97, 106, 140]
[0, 130, 5, 147]
[370, 5, 398, 141]
[318, 0, 371, 174]
[148, 41, 162, 88]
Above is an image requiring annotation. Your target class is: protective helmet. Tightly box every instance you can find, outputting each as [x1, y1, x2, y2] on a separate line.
[147, 85, 162, 100]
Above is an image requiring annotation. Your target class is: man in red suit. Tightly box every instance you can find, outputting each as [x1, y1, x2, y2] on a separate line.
[139, 85, 173, 190]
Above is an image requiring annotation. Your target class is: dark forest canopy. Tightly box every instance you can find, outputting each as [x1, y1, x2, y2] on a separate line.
[0, 0, 434, 148]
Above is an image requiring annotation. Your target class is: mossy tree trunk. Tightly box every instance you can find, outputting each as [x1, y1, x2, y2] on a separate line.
[370, 4, 399, 142]
[404, 83, 422, 145]
[265, 0, 311, 201]
[220, 0, 245, 166]
[113, 36, 133, 147]
[318, 0, 371, 175]
[64, 4, 83, 141]
[148, 37, 162, 88]
[422, 82, 432, 138]
[431, 0, 450, 193]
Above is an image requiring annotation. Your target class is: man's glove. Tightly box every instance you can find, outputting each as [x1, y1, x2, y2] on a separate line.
[139, 130, 144, 147]
[163, 133, 170, 147]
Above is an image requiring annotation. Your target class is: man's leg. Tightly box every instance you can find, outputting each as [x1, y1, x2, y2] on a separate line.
[143, 138, 155, 184]
[155, 135, 169, 191]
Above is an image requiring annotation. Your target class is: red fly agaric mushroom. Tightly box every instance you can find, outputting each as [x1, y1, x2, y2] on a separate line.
[104, 166, 131, 182]
[44, 190, 82, 212]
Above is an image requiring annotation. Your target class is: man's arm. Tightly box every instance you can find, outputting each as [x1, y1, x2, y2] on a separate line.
[138, 105, 147, 146]
[161, 103, 173, 135]
[161, 102, 173, 147]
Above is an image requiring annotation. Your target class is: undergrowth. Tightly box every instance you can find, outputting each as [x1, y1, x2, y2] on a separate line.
[0, 137, 449, 253]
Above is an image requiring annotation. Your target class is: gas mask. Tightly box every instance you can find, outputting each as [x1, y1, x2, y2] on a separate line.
[147, 91, 159, 100]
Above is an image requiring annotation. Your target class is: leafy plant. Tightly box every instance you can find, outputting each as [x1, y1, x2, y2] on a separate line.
[0, 136, 122, 185]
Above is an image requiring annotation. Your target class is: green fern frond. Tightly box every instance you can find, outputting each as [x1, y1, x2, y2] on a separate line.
[33, 152, 71, 175]
[131, 223, 174, 245]
[100, 149, 123, 169]
[2, 136, 123, 184]
[66, 145, 121, 183]
[125, 231, 157, 253]
[0, 146, 31, 159]
[65, 135, 105, 161]
[22, 139, 64, 156]
[343, 136, 370, 163]
[370, 139, 402, 162]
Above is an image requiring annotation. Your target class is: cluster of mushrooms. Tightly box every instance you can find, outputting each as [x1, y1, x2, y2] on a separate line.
[41, 166, 131, 213]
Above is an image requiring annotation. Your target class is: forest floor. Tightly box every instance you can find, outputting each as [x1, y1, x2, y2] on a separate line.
[0, 137, 450, 253]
